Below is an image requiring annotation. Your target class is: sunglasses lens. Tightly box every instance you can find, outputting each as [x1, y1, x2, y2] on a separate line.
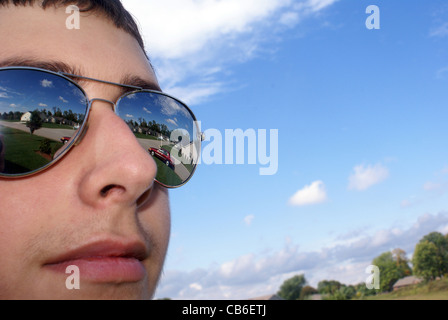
[0, 68, 200, 187]
[116, 91, 200, 188]
[0, 69, 88, 175]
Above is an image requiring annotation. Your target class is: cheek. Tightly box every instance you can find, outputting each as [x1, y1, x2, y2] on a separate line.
[139, 187, 171, 291]
[0, 178, 70, 267]
[0, 182, 46, 245]
[0, 181, 53, 294]
[141, 186, 171, 252]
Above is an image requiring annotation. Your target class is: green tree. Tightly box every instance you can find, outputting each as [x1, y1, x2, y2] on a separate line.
[26, 110, 43, 134]
[53, 107, 63, 118]
[413, 240, 443, 281]
[277, 274, 306, 300]
[354, 282, 376, 298]
[324, 285, 357, 300]
[421, 232, 448, 275]
[317, 280, 342, 295]
[39, 139, 52, 155]
[13, 111, 22, 120]
[340, 285, 356, 300]
[392, 248, 413, 276]
[372, 250, 411, 293]
[299, 285, 318, 300]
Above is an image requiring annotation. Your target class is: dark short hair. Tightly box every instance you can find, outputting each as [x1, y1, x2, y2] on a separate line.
[0, 0, 146, 53]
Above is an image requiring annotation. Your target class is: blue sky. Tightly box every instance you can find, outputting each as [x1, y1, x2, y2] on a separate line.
[0, 70, 87, 115]
[122, 0, 448, 299]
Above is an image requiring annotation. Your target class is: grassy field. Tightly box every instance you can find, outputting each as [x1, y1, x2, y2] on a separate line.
[1, 127, 63, 174]
[153, 157, 183, 186]
[364, 278, 448, 300]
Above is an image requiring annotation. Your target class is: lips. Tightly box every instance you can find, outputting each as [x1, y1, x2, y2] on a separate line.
[44, 239, 148, 283]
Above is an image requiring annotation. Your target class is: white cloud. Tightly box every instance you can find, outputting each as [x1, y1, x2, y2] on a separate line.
[39, 103, 48, 107]
[348, 163, 389, 191]
[244, 215, 255, 226]
[438, 224, 448, 235]
[166, 118, 178, 126]
[122, 0, 339, 104]
[9, 103, 17, 108]
[40, 79, 53, 88]
[279, 11, 300, 27]
[0, 86, 21, 99]
[155, 211, 448, 300]
[307, 0, 337, 12]
[124, 0, 291, 59]
[189, 283, 203, 291]
[126, 93, 137, 100]
[430, 22, 448, 37]
[59, 96, 68, 103]
[166, 83, 225, 106]
[289, 180, 327, 206]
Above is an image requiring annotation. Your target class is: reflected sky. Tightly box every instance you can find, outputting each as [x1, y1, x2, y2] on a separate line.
[0, 69, 88, 116]
[118, 91, 194, 134]
[0, 70, 195, 137]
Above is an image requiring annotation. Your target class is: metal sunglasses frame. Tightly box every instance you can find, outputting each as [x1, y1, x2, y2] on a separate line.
[0, 66, 201, 188]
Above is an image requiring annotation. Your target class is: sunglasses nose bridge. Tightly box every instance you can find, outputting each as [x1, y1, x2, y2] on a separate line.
[71, 98, 116, 146]
[89, 98, 117, 111]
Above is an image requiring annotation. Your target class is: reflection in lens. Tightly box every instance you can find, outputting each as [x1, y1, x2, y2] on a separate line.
[0, 68, 88, 175]
[116, 91, 200, 187]
[0, 135, 4, 173]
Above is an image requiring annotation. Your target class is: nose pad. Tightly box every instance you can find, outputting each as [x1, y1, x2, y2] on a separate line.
[73, 98, 116, 147]
[73, 123, 89, 146]
[52, 109, 92, 160]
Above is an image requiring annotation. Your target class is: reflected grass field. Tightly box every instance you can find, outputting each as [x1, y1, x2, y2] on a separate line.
[1, 127, 63, 174]
[153, 156, 183, 187]
[1, 125, 186, 185]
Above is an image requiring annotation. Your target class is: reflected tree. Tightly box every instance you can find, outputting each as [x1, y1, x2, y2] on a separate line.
[26, 110, 43, 134]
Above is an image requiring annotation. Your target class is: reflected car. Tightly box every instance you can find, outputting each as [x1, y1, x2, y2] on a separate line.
[149, 147, 174, 169]
[60, 137, 71, 144]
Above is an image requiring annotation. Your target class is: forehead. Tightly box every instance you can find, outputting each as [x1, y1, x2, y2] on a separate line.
[0, 5, 158, 89]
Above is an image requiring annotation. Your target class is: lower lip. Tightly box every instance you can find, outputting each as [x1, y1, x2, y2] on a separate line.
[46, 257, 146, 283]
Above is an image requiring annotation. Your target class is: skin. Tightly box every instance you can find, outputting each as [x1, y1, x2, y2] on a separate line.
[0, 6, 171, 299]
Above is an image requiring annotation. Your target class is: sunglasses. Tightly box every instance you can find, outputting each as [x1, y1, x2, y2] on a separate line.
[0, 67, 202, 188]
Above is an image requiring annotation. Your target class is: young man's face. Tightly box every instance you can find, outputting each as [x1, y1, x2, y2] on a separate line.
[0, 6, 171, 299]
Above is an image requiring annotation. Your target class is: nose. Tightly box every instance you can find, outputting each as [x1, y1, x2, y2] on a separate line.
[76, 100, 158, 209]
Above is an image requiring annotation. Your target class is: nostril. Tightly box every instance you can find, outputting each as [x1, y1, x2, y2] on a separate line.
[100, 184, 124, 197]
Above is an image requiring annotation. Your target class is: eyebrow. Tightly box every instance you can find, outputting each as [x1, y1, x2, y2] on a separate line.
[0, 57, 162, 93]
